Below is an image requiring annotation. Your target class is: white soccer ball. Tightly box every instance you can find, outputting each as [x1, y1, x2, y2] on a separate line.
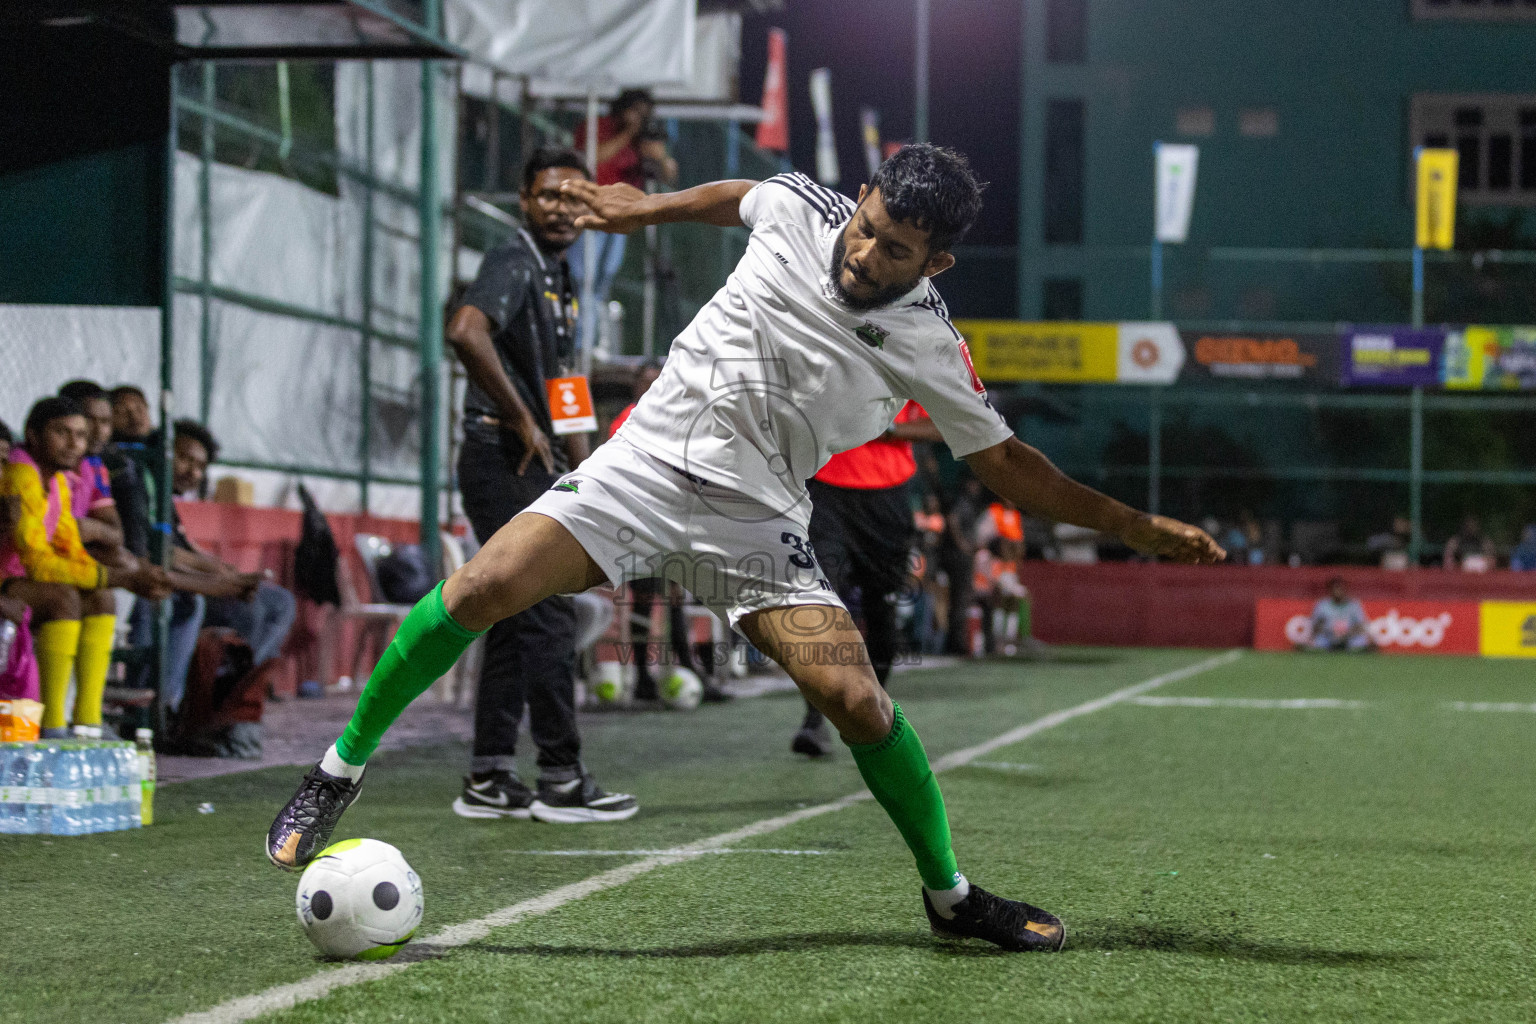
[295, 838, 423, 960]
[661, 666, 704, 710]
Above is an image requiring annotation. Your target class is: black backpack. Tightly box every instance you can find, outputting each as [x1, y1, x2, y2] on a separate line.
[292, 484, 341, 606]
[376, 543, 436, 604]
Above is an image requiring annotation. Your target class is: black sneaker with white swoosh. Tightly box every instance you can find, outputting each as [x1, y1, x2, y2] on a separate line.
[529, 774, 639, 823]
[452, 770, 535, 820]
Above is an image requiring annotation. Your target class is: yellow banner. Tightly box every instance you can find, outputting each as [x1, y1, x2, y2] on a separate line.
[1479, 601, 1536, 658]
[954, 320, 1118, 382]
[1415, 148, 1458, 251]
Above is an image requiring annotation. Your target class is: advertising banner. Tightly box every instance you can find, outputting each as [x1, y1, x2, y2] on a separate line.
[1154, 143, 1199, 244]
[754, 28, 788, 152]
[1254, 599, 1480, 655]
[1180, 331, 1340, 385]
[954, 321, 1118, 383]
[1415, 147, 1458, 251]
[1479, 602, 1536, 659]
[1116, 322, 1185, 384]
[1444, 326, 1536, 391]
[1341, 327, 1444, 387]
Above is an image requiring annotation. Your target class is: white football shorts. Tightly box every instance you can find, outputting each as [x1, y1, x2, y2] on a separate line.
[517, 435, 845, 630]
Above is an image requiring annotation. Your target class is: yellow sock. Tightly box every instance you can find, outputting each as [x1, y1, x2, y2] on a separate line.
[72, 614, 117, 728]
[36, 619, 83, 731]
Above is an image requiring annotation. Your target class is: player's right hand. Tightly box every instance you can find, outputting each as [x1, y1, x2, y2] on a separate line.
[561, 180, 651, 234]
[515, 420, 556, 476]
[1121, 513, 1226, 565]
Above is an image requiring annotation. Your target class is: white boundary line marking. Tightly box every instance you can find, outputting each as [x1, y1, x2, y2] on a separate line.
[507, 848, 832, 857]
[1130, 696, 1367, 710]
[168, 649, 1242, 1024]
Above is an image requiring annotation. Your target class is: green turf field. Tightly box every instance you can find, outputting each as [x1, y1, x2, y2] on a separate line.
[8, 647, 1536, 1023]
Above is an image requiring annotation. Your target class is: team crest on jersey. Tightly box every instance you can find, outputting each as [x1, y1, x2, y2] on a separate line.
[553, 479, 580, 493]
[855, 321, 888, 349]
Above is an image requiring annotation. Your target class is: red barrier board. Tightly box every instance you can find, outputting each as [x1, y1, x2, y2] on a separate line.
[1254, 599, 1481, 655]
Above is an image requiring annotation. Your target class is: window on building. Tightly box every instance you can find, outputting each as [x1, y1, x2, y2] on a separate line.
[1042, 278, 1083, 320]
[1045, 0, 1086, 63]
[1043, 98, 1085, 244]
[1411, 94, 1536, 205]
[1176, 107, 1214, 138]
[1415, 0, 1536, 19]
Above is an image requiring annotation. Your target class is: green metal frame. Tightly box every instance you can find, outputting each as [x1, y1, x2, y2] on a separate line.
[1034, 384, 1536, 563]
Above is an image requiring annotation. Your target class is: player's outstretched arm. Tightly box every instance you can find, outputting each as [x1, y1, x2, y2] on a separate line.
[561, 178, 757, 233]
[965, 437, 1226, 564]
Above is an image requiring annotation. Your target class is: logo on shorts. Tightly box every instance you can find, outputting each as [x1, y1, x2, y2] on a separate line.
[855, 321, 888, 349]
[553, 479, 581, 493]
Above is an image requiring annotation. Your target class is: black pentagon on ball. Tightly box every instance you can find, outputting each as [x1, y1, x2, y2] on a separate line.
[372, 881, 400, 911]
[311, 890, 333, 920]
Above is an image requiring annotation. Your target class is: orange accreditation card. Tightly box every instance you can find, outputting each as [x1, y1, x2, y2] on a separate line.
[546, 375, 596, 435]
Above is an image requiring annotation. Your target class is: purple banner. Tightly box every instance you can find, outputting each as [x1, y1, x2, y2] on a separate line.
[1341, 327, 1445, 387]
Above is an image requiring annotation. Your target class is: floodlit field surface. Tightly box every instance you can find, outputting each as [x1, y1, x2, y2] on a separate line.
[8, 648, 1536, 1024]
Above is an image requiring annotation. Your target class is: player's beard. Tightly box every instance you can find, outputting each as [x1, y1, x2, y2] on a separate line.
[828, 232, 920, 311]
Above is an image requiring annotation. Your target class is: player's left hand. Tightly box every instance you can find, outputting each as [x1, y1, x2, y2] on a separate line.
[1121, 513, 1226, 564]
[561, 180, 651, 233]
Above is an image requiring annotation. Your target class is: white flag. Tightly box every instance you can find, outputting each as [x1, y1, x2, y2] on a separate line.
[1154, 142, 1199, 244]
[809, 67, 839, 187]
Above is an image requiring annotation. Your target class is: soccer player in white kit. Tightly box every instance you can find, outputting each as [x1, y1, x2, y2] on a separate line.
[268, 145, 1225, 952]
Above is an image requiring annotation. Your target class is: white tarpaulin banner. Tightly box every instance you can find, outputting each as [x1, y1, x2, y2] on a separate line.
[1154, 142, 1199, 244]
[447, 0, 694, 93]
[0, 305, 161, 430]
[810, 67, 838, 187]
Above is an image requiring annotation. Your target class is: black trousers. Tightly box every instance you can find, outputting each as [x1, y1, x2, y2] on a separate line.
[458, 435, 581, 778]
[801, 479, 913, 727]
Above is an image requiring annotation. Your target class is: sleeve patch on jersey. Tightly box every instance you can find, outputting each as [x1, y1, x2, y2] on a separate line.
[958, 339, 987, 397]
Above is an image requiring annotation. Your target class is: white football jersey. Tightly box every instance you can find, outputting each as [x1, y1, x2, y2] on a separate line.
[618, 172, 1011, 519]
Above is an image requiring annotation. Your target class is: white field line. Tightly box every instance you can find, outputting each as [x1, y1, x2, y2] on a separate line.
[508, 848, 832, 857]
[1447, 701, 1536, 713]
[167, 648, 1242, 1024]
[969, 761, 1041, 773]
[1130, 696, 1368, 710]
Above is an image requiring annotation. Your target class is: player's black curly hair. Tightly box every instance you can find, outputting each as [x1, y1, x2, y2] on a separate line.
[867, 143, 986, 253]
[173, 418, 221, 461]
[522, 146, 590, 192]
[24, 396, 84, 439]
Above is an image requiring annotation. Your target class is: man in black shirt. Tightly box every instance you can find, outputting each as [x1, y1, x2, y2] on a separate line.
[445, 147, 637, 823]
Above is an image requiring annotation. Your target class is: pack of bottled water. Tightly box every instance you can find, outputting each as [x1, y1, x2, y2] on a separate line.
[0, 740, 146, 835]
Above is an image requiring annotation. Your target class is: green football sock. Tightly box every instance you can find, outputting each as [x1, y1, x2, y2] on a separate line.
[847, 703, 961, 891]
[335, 582, 484, 766]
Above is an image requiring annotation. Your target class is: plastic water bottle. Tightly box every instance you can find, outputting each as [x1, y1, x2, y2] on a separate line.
[1, 746, 27, 834]
[23, 746, 45, 834]
[135, 729, 156, 826]
[61, 746, 84, 836]
[80, 746, 99, 834]
[0, 620, 16, 672]
[120, 745, 141, 828]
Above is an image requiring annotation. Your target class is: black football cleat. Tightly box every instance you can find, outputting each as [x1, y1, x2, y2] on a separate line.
[923, 883, 1066, 952]
[266, 761, 365, 871]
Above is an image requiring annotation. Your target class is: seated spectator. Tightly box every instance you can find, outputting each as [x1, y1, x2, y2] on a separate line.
[972, 538, 1033, 656]
[1511, 525, 1536, 572]
[1303, 577, 1373, 652]
[974, 497, 1023, 551]
[56, 381, 134, 569]
[1443, 515, 1496, 572]
[1, 398, 171, 736]
[0, 434, 38, 704]
[170, 420, 296, 669]
[1368, 514, 1413, 570]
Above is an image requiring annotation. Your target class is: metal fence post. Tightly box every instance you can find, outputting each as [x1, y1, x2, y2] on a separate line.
[1409, 385, 1424, 565]
[157, 64, 181, 722]
[360, 61, 376, 516]
[1147, 387, 1162, 516]
[418, 13, 444, 570]
[199, 62, 214, 422]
